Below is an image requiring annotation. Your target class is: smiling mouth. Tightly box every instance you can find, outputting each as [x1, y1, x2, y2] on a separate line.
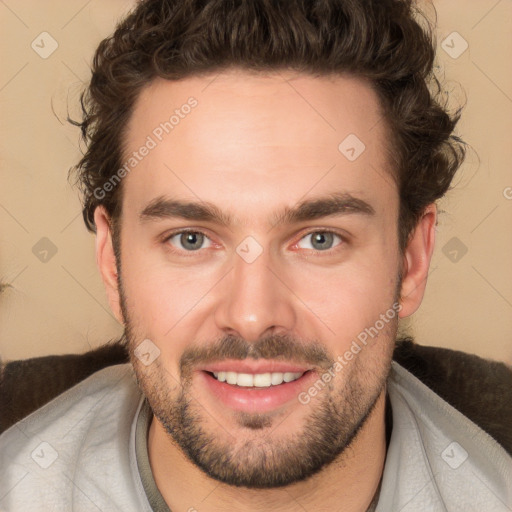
[206, 370, 310, 388]
[199, 367, 316, 413]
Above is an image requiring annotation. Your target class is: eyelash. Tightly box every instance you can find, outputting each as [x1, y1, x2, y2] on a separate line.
[161, 228, 348, 257]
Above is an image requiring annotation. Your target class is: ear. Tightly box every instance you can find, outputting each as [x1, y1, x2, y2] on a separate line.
[398, 203, 437, 318]
[94, 206, 124, 325]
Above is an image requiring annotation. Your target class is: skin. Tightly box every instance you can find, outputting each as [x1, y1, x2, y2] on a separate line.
[95, 69, 436, 511]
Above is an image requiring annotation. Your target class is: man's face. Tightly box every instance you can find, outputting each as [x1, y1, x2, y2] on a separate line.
[112, 70, 402, 487]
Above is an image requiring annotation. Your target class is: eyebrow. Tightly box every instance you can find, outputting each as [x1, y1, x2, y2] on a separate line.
[139, 192, 375, 228]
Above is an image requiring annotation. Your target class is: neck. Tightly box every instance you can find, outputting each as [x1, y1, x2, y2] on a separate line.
[148, 387, 388, 512]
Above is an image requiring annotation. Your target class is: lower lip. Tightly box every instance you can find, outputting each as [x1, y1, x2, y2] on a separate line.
[199, 370, 316, 414]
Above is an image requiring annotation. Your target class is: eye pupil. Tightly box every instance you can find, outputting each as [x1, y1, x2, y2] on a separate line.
[311, 232, 334, 250]
[181, 232, 203, 250]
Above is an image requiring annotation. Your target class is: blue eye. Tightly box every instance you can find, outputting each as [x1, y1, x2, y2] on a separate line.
[297, 231, 343, 251]
[166, 231, 212, 251]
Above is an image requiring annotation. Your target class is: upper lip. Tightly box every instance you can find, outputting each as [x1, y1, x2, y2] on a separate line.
[198, 360, 313, 374]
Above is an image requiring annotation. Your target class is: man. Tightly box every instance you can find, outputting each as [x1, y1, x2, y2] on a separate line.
[0, 0, 511, 510]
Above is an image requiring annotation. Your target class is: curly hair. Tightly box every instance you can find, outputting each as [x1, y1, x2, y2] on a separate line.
[69, 0, 466, 254]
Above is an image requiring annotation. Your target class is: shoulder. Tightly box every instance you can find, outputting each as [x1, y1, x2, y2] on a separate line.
[393, 337, 512, 456]
[0, 364, 147, 511]
[0, 362, 138, 438]
[0, 340, 130, 433]
[383, 358, 512, 511]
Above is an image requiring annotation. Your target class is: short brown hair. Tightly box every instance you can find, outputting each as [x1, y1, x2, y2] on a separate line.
[69, 0, 466, 253]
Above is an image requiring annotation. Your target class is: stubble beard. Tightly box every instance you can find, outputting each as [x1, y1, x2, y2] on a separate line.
[120, 289, 396, 488]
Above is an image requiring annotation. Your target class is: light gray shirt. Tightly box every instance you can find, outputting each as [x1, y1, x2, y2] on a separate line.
[0, 362, 510, 511]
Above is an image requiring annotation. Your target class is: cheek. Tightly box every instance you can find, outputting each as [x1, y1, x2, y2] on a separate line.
[119, 245, 219, 337]
[287, 256, 399, 339]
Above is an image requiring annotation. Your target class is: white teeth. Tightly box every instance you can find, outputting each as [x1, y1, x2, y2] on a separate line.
[253, 373, 272, 387]
[271, 373, 284, 385]
[283, 372, 300, 382]
[226, 371, 237, 384]
[212, 371, 304, 387]
[237, 373, 254, 387]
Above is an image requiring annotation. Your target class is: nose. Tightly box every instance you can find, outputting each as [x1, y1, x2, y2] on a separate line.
[213, 245, 297, 343]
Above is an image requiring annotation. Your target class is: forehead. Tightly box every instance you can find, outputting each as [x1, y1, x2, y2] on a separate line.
[121, 70, 397, 225]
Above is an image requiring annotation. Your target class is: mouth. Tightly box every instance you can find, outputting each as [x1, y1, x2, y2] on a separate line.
[197, 361, 317, 414]
[209, 370, 305, 387]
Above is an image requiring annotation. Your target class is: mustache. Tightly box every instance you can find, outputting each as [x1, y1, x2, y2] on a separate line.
[179, 333, 334, 378]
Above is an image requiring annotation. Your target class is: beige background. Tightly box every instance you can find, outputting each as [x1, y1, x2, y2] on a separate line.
[0, 1, 511, 364]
